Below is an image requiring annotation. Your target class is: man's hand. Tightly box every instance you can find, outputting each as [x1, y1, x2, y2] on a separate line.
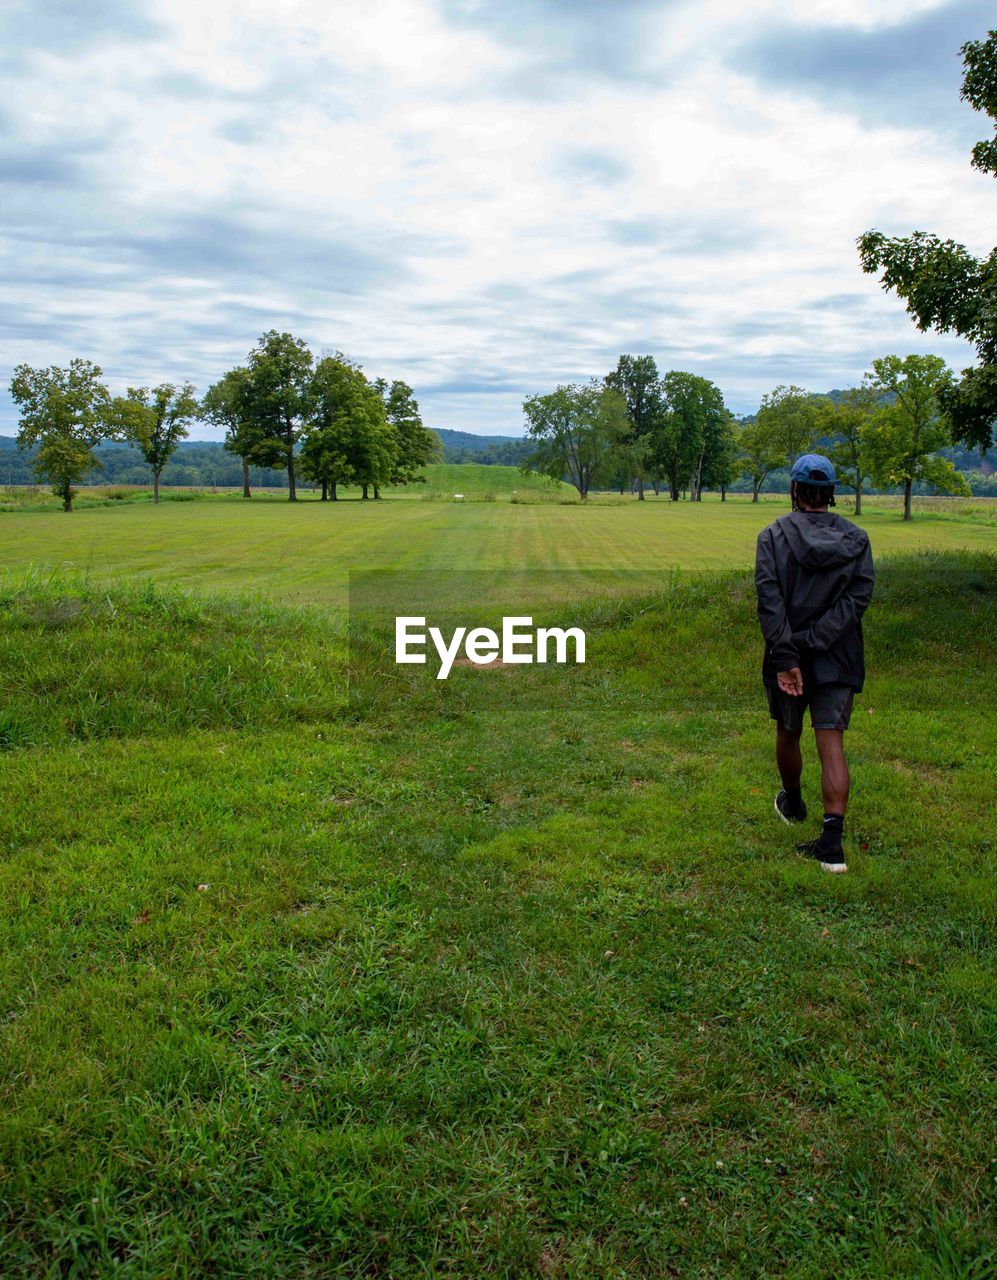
[777, 667, 804, 696]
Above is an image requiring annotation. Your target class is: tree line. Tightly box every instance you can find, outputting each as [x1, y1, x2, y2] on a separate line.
[521, 361, 738, 503]
[9, 330, 440, 511]
[8, 343, 987, 521]
[520, 351, 982, 519]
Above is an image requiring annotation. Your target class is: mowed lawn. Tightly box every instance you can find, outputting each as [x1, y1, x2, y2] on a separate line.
[1, 490, 994, 605]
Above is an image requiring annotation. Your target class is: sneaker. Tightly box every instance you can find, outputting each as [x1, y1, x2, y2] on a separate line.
[775, 790, 807, 824]
[796, 839, 847, 874]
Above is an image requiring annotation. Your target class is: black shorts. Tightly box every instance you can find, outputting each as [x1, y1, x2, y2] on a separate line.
[765, 680, 855, 733]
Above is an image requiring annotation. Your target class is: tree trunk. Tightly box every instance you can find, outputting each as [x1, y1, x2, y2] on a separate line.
[721, 483, 727, 502]
[362, 484, 369, 500]
[373, 484, 381, 499]
[321, 479, 328, 501]
[903, 479, 912, 521]
[854, 482, 862, 516]
[153, 469, 160, 504]
[331, 481, 337, 501]
[62, 482, 72, 513]
[637, 474, 645, 501]
[670, 481, 679, 501]
[287, 442, 297, 501]
[242, 456, 251, 499]
[692, 457, 704, 501]
[752, 481, 760, 503]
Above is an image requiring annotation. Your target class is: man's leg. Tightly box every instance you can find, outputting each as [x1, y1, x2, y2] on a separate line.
[776, 723, 802, 791]
[773, 719, 806, 822]
[798, 726, 849, 871]
[814, 728, 849, 817]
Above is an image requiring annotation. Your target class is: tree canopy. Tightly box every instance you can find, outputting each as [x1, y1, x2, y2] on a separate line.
[818, 387, 878, 515]
[242, 330, 315, 501]
[201, 367, 260, 498]
[522, 382, 630, 499]
[862, 355, 968, 520]
[604, 355, 663, 500]
[302, 355, 394, 500]
[9, 359, 114, 510]
[858, 29, 996, 455]
[116, 382, 198, 502]
[378, 380, 440, 487]
[656, 372, 734, 502]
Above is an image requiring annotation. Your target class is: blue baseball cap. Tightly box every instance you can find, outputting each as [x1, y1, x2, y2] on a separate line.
[790, 453, 836, 485]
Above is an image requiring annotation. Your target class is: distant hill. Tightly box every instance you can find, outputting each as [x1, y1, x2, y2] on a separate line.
[0, 438, 291, 489]
[0, 429, 533, 485]
[434, 429, 531, 465]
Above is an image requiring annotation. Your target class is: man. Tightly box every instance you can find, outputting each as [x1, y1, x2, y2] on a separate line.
[755, 454, 874, 873]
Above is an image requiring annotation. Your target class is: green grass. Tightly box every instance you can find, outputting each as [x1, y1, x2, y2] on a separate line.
[0, 547, 994, 1277]
[0, 464, 568, 514]
[413, 461, 573, 499]
[0, 486, 993, 606]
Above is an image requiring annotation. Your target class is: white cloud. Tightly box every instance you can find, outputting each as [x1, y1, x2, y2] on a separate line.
[0, 0, 992, 437]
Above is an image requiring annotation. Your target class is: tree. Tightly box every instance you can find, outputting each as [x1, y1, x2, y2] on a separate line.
[242, 331, 314, 501]
[702, 410, 741, 501]
[299, 423, 354, 500]
[116, 382, 198, 502]
[671, 374, 731, 501]
[963, 27, 997, 177]
[755, 385, 821, 464]
[862, 354, 968, 520]
[522, 381, 630, 500]
[655, 371, 701, 499]
[605, 355, 663, 500]
[426, 431, 445, 464]
[653, 371, 726, 501]
[377, 379, 437, 494]
[201, 367, 259, 498]
[858, 30, 996, 455]
[818, 387, 877, 515]
[737, 417, 783, 502]
[9, 359, 112, 510]
[352, 405, 397, 500]
[303, 355, 394, 501]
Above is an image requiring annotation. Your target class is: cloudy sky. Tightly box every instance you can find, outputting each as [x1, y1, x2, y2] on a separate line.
[1, 0, 993, 438]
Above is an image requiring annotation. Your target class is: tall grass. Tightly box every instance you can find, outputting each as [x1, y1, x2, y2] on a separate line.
[0, 571, 345, 747]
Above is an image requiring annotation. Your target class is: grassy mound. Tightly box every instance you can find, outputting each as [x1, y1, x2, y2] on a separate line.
[0, 554, 993, 1277]
[0, 573, 344, 748]
[413, 462, 573, 500]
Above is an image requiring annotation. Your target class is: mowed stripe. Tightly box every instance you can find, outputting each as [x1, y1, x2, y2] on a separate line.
[1, 495, 993, 604]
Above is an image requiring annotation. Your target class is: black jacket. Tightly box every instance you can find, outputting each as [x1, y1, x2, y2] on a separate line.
[755, 511, 874, 690]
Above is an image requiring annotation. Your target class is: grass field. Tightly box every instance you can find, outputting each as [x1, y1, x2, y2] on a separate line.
[0, 489, 994, 1276]
[1, 472, 994, 606]
[0, 463, 569, 515]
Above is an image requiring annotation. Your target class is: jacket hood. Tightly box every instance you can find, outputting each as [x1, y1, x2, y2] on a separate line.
[777, 512, 868, 571]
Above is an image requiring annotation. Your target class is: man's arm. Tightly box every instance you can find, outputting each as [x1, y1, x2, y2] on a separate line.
[794, 539, 875, 653]
[755, 527, 800, 680]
